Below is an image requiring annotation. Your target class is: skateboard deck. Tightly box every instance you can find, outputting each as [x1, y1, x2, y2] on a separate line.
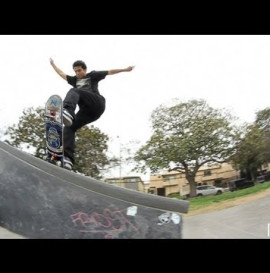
[44, 94, 63, 167]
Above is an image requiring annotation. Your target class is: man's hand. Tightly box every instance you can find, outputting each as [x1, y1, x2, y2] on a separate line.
[126, 66, 135, 72]
[49, 58, 67, 80]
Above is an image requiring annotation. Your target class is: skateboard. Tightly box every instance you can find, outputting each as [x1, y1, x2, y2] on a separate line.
[44, 94, 63, 167]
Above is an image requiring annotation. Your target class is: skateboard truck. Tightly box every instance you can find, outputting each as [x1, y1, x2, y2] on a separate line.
[51, 153, 58, 160]
[44, 113, 56, 119]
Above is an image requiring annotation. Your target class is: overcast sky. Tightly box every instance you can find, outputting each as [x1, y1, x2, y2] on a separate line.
[1, 35, 270, 178]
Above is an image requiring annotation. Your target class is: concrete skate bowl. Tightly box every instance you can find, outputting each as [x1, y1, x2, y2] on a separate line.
[0, 141, 189, 239]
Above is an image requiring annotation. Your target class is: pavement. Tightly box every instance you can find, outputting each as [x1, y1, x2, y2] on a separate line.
[2, 190, 270, 239]
[183, 192, 270, 239]
[2, 138, 269, 239]
[0, 227, 25, 239]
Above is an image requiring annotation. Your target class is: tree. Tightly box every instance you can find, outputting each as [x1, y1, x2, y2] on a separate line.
[230, 123, 270, 181]
[255, 107, 270, 162]
[230, 108, 270, 180]
[4, 107, 46, 157]
[74, 125, 110, 179]
[4, 106, 114, 179]
[255, 107, 270, 133]
[133, 99, 238, 197]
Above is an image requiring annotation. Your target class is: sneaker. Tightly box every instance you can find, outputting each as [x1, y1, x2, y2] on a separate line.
[63, 156, 73, 170]
[63, 109, 73, 127]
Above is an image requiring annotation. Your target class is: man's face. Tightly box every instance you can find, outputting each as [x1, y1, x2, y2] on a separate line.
[74, 66, 86, 79]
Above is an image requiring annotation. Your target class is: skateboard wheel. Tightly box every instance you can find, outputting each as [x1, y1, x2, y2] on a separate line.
[56, 161, 62, 167]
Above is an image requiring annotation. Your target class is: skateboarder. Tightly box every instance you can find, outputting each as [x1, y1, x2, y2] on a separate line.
[49, 58, 135, 170]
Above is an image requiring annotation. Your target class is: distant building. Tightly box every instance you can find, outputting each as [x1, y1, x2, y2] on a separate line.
[149, 162, 240, 197]
[104, 176, 145, 192]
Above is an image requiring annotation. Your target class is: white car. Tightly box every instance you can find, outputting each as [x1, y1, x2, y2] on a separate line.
[196, 185, 224, 196]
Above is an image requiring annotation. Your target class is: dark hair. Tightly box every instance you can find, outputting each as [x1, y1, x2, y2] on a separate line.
[73, 60, 87, 70]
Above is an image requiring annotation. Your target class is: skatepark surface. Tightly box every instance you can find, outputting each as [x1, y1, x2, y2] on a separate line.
[0, 141, 189, 239]
[183, 191, 270, 239]
[2, 140, 269, 239]
[0, 226, 25, 239]
[2, 190, 270, 239]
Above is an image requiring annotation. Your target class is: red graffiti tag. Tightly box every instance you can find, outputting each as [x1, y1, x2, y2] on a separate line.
[70, 207, 138, 238]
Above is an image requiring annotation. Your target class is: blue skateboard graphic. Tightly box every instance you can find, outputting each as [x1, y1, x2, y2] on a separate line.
[44, 94, 63, 167]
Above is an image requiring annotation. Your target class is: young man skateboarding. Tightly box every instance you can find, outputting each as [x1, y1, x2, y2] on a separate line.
[49, 58, 135, 170]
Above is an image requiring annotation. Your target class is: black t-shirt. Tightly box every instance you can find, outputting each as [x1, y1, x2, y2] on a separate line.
[66, 70, 108, 95]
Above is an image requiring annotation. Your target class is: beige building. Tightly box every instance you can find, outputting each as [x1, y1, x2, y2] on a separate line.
[148, 162, 240, 197]
[104, 163, 270, 197]
[104, 176, 146, 192]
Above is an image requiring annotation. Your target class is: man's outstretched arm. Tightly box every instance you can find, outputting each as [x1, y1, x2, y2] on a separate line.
[108, 66, 135, 75]
[50, 58, 67, 80]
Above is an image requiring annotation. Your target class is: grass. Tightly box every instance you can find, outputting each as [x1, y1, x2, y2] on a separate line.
[172, 181, 270, 211]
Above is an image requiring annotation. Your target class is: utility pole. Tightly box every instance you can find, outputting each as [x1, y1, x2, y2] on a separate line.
[117, 136, 122, 178]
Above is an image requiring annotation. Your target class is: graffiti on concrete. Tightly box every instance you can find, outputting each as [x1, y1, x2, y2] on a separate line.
[70, 206, 139, 238]
[157, 212, 181, 226]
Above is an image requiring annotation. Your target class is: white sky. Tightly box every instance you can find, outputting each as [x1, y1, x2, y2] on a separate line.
[1, 35, 270, 179]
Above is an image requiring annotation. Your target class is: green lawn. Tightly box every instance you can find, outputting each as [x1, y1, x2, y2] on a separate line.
[172, 181, 270, 211]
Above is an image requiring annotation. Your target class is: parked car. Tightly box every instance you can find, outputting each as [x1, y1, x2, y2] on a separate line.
[256, 175, 266, 183]
[256, 172, 270, 183]
[196, 185, 224, 196]
[229, 178, 254, 191]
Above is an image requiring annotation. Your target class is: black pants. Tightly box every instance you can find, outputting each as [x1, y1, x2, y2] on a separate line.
[63, 88, 105, 164]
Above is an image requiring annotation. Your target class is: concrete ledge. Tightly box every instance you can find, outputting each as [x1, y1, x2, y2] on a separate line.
[0, 141, 189, 238]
